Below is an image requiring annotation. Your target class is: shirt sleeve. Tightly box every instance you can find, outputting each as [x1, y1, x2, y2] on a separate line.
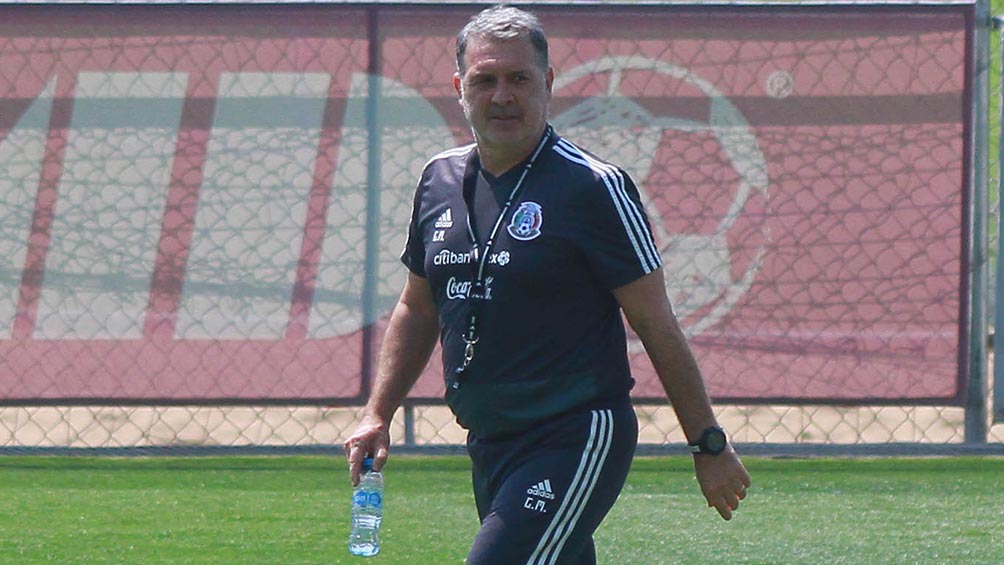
[400, 176, 427, 277]
[581, 167, 663, 289]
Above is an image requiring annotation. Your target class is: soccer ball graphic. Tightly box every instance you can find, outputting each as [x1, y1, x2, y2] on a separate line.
[551, 56, 770, 344]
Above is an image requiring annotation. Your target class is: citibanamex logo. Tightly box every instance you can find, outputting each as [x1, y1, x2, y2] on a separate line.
[434, 249, 473, 267]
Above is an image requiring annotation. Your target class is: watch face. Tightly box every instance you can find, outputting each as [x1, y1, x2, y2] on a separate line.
[705, 428, 727, 454]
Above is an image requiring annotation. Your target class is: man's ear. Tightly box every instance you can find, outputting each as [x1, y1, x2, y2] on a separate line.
[454, 73, 463, 98]
[546, 67, 554, 95]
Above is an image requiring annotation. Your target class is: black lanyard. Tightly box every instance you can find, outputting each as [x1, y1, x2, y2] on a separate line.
[452, 127, 551, 388]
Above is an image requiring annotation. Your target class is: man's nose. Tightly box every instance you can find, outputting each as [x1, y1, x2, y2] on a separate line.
[491, 80, 516, 104]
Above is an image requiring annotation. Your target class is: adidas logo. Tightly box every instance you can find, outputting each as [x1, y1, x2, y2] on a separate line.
[526, 479, 555, 500]
[435, 208, 454, 229]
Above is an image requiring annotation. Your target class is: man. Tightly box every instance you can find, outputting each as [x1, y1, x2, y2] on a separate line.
[344, 5, 751, 563]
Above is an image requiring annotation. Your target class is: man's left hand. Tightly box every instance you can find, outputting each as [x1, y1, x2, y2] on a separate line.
[693, 448, 751, 520]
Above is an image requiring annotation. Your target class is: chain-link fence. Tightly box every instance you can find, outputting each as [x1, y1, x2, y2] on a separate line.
[0, 1, 1001, 454]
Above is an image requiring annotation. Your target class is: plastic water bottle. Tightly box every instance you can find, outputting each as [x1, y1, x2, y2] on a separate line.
[348, 457, 383, 557]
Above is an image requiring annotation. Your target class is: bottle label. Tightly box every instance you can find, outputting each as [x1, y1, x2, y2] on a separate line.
[353, 490, 382, 508]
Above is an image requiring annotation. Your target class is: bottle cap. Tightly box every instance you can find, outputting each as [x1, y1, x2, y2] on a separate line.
[362, 457, 373, 472]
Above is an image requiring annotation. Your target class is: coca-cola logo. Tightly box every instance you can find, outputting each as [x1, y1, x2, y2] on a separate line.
[445, 276, 494, 301]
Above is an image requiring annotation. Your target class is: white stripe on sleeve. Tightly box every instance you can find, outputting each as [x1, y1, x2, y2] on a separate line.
[552, 141, 661, 273]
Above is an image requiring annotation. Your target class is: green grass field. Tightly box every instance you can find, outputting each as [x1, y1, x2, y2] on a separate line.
[0, 455, 1001, 564]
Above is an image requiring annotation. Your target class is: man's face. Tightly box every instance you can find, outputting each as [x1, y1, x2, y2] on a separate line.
[454, 36, 553, 163]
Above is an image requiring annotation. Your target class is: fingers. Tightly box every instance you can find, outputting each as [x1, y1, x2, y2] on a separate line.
[344, 437, 367, 487]
[740, 467, 752, 490]
[706, 479, 750, 521]
[695, 453, 751, 521]
[710, 489, 742, 521]
[371, 446, 389, 472]
[344, 436, 379, 485]
[712, 500, 733, 521]
[343, 428, 390, 487]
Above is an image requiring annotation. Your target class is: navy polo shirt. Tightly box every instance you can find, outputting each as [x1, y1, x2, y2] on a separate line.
[401, 126, 662, 438]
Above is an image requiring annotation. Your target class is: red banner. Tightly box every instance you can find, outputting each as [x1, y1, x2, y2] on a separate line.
[0, 5, 971, 403]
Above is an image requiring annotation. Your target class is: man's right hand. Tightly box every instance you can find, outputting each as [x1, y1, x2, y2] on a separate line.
[343, 416, 391, 486]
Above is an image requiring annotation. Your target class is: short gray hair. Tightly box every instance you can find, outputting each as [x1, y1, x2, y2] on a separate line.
[455, 5, 549, 74]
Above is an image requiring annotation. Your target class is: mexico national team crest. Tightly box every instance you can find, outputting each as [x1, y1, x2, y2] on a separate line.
[507, 202, 543, 241]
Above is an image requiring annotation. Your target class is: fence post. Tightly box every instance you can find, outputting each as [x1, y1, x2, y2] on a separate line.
[967, 0, 991, 443]
[994, 13, 1004, 425]
[403, 405, 416, 447]
[361, 8, 383, 399]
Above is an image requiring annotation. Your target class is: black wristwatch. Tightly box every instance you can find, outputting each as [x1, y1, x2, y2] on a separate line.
[688, 426, 728, 455]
